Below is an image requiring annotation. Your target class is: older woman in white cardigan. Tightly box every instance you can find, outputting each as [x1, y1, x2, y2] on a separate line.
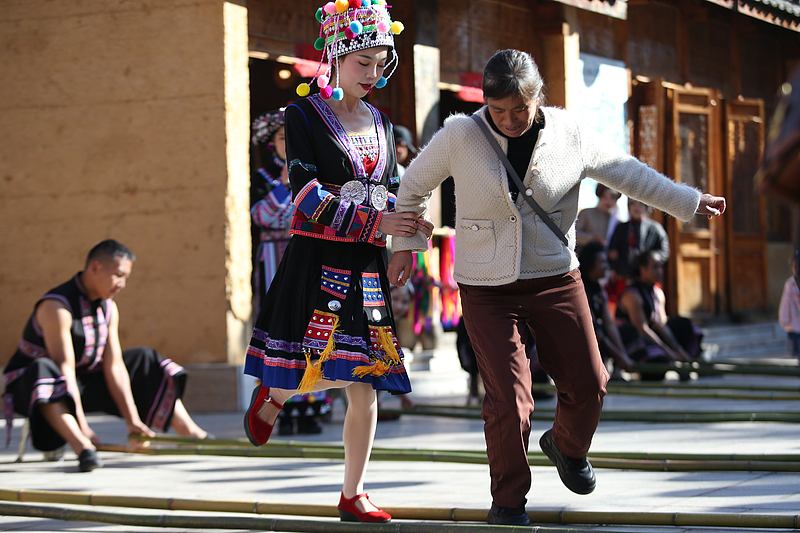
[388, 49, 726, 526]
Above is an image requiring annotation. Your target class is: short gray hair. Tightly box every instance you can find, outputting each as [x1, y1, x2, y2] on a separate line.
[482, 49, 545, 104]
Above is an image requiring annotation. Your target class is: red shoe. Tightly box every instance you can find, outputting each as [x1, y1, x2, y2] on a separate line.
[244, 386, 283, 446]
[338, 492, 391, 523]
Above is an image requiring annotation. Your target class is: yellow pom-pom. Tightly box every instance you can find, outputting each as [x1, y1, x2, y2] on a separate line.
[390, 21, 404, 34]
[335, 0, 349, 12]
[296, 83, 310, 97]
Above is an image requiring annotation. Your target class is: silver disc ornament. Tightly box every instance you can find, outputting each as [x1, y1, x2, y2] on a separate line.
[371, 185, 388, 210]
[340, 180, 367, 206]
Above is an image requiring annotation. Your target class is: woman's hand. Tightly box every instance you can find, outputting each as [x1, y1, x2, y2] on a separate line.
[378, 212, 420, 237]
[388, 251, 414, 286]
[697, 193, 726, 219]
[416, 217, 434, 239]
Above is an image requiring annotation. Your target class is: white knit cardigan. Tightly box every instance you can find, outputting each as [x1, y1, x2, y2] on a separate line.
[392, 107, 702, 286]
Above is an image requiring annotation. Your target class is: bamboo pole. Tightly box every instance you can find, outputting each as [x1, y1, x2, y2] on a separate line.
[2, 492, 800, 530]
[529, 384, 800, 401]
[130, 434, 800, 464]
[628, 361, 800, 377]
[98, 443, 800, 472]
[378, 407, 800, 423]
[598, 381, 800, 392]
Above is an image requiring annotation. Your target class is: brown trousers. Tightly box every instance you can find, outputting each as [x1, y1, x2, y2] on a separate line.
[459, 270, 609, 508]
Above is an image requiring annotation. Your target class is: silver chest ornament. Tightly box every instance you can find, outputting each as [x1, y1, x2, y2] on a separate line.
[340, 180, 367, 206]
[370, 185, 388, 211]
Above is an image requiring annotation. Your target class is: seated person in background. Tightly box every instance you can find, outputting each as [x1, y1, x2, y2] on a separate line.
[3, 240, 209, 472]
[575, 183, 621, 254]
[779, 250, 800, 359]
[606, 198, 669, 307]
[615, 251, 703, 380]
[578, 242, 633, 379]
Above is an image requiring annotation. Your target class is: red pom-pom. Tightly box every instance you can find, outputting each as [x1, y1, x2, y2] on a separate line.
[320, 86, 334, 99]
[345, 27, 355, 40]
[349, 0, 362, 7]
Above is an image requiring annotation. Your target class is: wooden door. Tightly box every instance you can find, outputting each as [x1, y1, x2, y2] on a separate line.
[723, 99, 768, 315]
[663, 86, 723, 318]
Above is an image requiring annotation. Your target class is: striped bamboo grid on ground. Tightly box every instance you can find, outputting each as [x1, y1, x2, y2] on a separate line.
[375, 405, 800, 423]
[628, 360, 800, 377]
[531, 383, 800, 400]
[103, 435, 800, 472]
[2, 489, 800, 530]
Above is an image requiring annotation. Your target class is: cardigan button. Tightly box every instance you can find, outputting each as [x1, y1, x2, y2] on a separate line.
[509, 216, 517, 222]
[532, 168, 540, 175]
[525, 188, 533, 196]
[471, 224, 479, 231]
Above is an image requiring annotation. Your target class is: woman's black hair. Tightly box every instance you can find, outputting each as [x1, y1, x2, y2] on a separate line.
[578, 241, 606, 280]
[482, 49, 545, 104]
[634, 250, 664, 278]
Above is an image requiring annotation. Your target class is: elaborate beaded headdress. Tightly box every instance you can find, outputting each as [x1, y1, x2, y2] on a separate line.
[296, 0, 404, 101]
[252, 109, 285, 145]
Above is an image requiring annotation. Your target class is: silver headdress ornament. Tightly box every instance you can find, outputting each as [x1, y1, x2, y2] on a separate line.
[296, 0, 404, 101]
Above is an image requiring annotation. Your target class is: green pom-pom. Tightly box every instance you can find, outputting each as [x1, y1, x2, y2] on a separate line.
[315, 7, 324, 22]
[314, 37, 325, 50]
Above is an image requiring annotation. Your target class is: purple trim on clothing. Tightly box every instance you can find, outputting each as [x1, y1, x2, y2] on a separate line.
[29, 377, 69, 413]
[251, 327, 372, 356]
[307, 94, 387, 183]
[332, 200, 351, 232]
[144, 359, 182, 432]
[17, 339, 48, 360]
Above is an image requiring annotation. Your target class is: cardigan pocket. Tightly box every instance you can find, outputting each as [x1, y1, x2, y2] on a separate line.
[533, 211, 563, 256]
[459, 219, 496, 264]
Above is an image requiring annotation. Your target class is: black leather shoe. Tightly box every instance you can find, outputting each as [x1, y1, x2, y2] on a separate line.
[487, 502, 531, 526]
[539, 429, 595, 494]
[77, 449, 103, 473]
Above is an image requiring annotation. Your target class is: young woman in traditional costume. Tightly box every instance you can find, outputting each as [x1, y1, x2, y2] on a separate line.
[250, 109, 292, 317]
[242, 0, 431, 523]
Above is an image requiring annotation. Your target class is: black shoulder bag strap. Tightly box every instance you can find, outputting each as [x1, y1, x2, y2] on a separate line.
[470, 113, 568, 247]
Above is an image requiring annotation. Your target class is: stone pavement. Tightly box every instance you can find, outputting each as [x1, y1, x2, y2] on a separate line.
[2, 356, 800, 532]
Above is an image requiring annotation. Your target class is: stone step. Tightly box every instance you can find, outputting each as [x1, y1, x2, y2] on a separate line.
[701, 321, 787, 360]
[701, 321, 784, 342]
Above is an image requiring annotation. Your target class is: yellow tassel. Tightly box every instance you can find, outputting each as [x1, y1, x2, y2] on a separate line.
[352, 359, 390, 378]
[378, 327, 402, 365]
[297, 317, 340, 394]
[298, 351, 322, 394]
